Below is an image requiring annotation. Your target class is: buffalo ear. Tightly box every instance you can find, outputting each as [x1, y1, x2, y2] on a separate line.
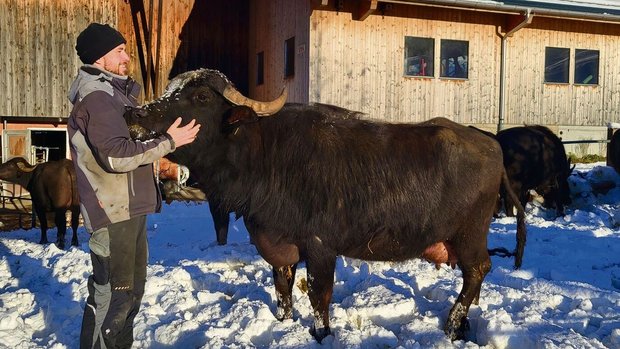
[222, 106, 259, 133]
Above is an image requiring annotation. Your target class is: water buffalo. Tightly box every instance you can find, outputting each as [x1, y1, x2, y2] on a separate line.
[496, 125, 573, 216]
[608, 129, 620, 174]
[0, 157, 80, 249]
[125, 69, 526, 342]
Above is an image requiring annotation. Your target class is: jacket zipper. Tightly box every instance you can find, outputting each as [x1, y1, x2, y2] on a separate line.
[129, 171, 136, 196]
[125, 77, 137, 198]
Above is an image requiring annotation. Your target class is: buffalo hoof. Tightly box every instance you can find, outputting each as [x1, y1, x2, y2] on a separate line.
[275, 308, 293, 321]
[310, 325, 331, 343]
[444, 317, 470, 341]
[56, 241, 65, 250]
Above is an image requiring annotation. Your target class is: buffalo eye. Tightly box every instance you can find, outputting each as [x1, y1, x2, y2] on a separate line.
[194, 90, 212, 104]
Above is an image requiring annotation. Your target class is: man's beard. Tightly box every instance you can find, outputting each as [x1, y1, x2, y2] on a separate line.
[105, 62, 128, 76]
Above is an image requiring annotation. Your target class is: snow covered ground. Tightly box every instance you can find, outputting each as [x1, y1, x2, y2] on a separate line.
[0, 162, 619, 349]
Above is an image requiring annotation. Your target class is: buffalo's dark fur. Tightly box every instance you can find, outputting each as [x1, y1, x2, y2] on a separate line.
[126, 69, 526, 342]
[0, 157, 80, 249]
[496, 125, 573, 216]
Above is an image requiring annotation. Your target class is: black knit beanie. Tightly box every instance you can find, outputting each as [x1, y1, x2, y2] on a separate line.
[76, 23, 126, 64]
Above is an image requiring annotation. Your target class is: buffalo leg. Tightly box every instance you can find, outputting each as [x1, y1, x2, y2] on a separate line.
[550, 185, 565, 216]
[518, 189, 530, 215]
[54, 209, 67, 250]
[70, 207, 80, 246]
[209, 202, 229, 245]
[444, 255, 491, 340]
[504, 184, 524, 217]
[273, 263, 298, 320]
[305, 251, 336, 342]
[34, 205, 48, 245]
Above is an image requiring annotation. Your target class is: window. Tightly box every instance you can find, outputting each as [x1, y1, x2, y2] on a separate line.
[256, 51, 264, 86]
[440, 39, 468, 79]
[575, 49, 599, 85]
[404, 37, 434, 77]
[284, 37, 295, 78]
[544, 47, 570, 83]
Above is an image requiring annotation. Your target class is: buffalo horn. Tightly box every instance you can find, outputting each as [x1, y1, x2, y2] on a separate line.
[222, 85, 287, 116]
[16, 161, 36, 173]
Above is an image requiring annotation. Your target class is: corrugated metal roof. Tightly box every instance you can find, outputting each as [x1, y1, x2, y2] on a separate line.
[385, 0, 620, 21]
[503, 0, 620, 15]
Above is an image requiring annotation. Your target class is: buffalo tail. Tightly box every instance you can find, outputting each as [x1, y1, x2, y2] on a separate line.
[501, 169, 527, 269]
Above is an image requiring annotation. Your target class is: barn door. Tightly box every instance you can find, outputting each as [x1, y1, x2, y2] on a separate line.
[1, 129, 32, 198]
[2, 129, 31, 163]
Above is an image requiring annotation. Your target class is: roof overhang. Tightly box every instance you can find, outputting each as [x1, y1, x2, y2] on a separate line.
[0, 116, 68, 127]
[381, 0, 620, 24]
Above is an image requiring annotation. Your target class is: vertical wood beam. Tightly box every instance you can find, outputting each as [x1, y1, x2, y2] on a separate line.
[127, 0, 157, 99]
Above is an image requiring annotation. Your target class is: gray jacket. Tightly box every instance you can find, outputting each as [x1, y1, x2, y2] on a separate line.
[68, 66, 174, 232]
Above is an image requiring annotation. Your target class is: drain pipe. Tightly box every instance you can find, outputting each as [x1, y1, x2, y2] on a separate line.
[497, 9, 533, 132]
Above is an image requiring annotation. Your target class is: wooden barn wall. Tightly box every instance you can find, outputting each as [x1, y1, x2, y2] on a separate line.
[504, 17, 620, 127]
[117, 0, 249, 102]
[309, 3, 620, 127]
[0, 0, 118, 118]
[309, 5, 502, 124]
[249, 0, 311, 104]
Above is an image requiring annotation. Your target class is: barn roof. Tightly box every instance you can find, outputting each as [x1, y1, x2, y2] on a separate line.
[386, 0, 620, 22]
[503, 0, 620, 14]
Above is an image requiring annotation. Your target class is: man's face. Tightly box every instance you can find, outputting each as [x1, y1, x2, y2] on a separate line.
[96, 43, 130, 76]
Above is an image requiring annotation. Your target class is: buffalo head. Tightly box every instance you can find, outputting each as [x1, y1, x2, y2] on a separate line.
[0, 157, 37, 188]
[125, 69, 287, 149]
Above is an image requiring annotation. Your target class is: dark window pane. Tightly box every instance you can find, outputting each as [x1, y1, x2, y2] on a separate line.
[404, 37, 434, 77]
[544, 47, 570, 83]
[285, 37, 295, 78]
[575, 49, 599, 85]
[440, 39, 468, 79]
[256, 51, 264, 86]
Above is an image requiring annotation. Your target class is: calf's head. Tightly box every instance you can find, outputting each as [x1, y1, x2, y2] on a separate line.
[0, 157, 36, 187]
[125, 69, 287, 153]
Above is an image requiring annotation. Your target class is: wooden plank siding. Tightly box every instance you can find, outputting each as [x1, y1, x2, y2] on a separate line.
[2, 0, 620, 132]
[505, 17, 620, 126]
[118, 0, 191, 101]
[308, 6, 502, 124]
[0, 0, 118, 118]
[0, 0, 250, 120]
[249, 0, 311, 104]
[118, 0, 250, 100]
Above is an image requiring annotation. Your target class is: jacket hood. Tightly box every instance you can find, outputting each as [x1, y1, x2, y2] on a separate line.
[67, 65, 129, 104]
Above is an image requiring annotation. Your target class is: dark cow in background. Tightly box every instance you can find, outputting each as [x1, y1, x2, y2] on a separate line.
[608, 129, 620, 174]
[126, 69, 526, 342]
[0, 157, 80, 249]
[496, 126, 573, 216]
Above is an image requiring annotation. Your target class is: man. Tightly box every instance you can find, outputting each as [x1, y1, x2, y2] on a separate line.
[67, 23, 200, 348]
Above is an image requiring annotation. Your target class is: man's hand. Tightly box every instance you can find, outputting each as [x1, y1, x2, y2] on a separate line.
[166, 117, 201, 148]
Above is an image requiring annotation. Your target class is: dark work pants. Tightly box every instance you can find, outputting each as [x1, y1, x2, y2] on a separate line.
[80, 216, 148, 349]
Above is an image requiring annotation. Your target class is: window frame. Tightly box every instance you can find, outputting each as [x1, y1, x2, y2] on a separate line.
[544, 46, 570, 84]
[439, 39, 469, 80]
[404, 36, 435, 78]
[256, 51, 264, 86]
[574, 48, 599, 86]
[284, 37, 295, 78]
